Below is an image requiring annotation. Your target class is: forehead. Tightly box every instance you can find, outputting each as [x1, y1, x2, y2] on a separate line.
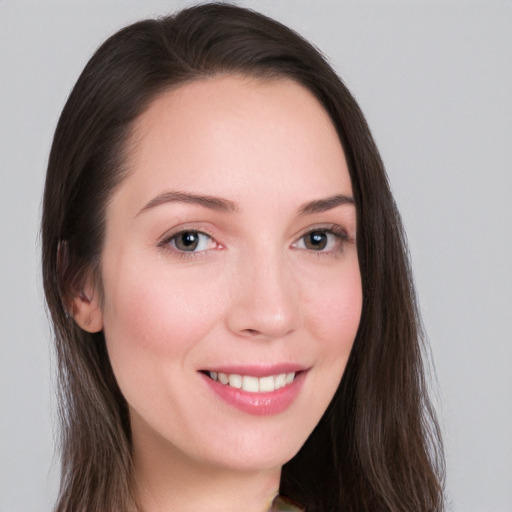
[116, 75, 352, 213]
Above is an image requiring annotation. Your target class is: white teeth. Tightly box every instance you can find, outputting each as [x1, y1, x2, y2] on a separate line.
[228, 374, 242, 389]
[242, 375, 259, 392]
[259, 375, 275, 392]
[209, 371, 297, 392]
[274, 373, 286, 389]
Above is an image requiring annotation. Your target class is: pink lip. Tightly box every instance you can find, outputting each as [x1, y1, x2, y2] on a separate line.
[200, 369, 307, 416]
[202, 363, 306, 377]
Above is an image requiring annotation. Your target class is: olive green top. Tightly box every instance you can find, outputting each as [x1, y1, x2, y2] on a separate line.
[269, 494, 305, 511]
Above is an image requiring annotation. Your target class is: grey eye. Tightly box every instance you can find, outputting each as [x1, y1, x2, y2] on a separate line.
[303, 231, 328, 250]
[171, 231, 212, 252]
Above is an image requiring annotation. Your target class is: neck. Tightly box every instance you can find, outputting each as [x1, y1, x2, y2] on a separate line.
[132, 431, 281, 512]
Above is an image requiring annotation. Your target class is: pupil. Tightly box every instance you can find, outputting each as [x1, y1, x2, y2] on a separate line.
[307, 231, 327, 250]
[178, 232, 198, 251]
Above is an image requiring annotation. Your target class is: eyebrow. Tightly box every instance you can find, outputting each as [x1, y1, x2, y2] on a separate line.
[298, 194, 355, 215]
[137, 190, 239, 216]
[136, 190, 354, 217]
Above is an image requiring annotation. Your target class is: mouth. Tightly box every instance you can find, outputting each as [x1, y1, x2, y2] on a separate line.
[199, 366, 307, 415]
[201, 370, 300, 393]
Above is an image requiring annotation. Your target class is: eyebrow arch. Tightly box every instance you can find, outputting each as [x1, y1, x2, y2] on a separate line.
[137, 190, 239, 216]
[298, 194, 355, 215]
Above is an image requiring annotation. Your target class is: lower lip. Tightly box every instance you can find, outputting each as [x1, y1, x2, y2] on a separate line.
[201, 372, 306, 416]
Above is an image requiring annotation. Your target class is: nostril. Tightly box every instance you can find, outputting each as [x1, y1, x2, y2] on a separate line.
[227, 294, 302, 339]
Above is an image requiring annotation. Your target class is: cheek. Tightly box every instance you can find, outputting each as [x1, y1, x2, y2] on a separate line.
[305, 261, 362, 352]
[101, 258, 225, 373]
[296, 260, 362, 430]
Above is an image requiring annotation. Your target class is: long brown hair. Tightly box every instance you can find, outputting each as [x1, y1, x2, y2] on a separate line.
[42, 4, 445, 511]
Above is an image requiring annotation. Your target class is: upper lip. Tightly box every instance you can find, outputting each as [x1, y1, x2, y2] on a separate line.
[199, 363, 307, 377]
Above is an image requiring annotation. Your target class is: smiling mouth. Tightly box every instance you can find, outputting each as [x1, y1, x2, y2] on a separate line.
[202, 370, 299, 393]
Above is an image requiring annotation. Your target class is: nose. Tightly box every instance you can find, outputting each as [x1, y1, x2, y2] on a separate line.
[226, 249, 302, 340]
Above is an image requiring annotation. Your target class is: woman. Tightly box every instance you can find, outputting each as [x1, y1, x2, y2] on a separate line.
[42, 4, 444, 511]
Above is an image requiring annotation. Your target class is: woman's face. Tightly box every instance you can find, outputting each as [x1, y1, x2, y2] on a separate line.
[82, 76, 362, 473]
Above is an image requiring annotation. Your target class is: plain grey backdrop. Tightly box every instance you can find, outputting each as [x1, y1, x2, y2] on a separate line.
[1, 1, 511, 511]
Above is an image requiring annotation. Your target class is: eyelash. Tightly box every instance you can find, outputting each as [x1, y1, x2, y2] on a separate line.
[158, 224, 350, 260]
[292, 225, 350, 257]
[158, 229, 220, 260]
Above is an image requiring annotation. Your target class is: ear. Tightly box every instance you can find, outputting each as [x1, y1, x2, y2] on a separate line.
[71, 279, 104, 333]
[57, 240, 104, 333]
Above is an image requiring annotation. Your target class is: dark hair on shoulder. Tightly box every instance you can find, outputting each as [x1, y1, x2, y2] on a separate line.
[42, 3, 445, 511]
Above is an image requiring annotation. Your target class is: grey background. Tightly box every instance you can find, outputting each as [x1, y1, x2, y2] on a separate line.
[1, 1, 511, 511]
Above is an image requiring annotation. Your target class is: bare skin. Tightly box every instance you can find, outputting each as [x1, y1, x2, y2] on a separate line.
[73, 76, 362, 512]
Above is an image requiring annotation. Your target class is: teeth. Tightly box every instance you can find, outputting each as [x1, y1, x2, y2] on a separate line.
[242, 375, 259, 392]
[259, 375, 274, 392]
[274, 373, 286, 389]
[228, 374, 242, 389]
[208, 371, 297, 392]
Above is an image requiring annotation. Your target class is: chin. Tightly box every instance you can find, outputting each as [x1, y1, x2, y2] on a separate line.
[192, 422, 310, 473]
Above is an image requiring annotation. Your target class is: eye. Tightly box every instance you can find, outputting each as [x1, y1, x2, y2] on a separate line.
[167, 231, 215, 252]
[293, 227, 348, 253]
[302, 231, 331, 250]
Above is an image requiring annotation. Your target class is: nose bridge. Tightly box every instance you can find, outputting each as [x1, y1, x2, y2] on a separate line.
[226, 243, 302, 339]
